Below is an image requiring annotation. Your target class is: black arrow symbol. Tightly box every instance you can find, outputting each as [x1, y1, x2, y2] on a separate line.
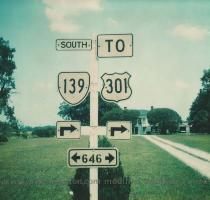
[60, 125, 77, 136]
[110, 125, 128, 136]
[71, 153, 80, 163]
[105, 153, 115, 163]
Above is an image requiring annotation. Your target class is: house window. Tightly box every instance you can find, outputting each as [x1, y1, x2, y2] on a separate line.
[135, 127, 138, 134]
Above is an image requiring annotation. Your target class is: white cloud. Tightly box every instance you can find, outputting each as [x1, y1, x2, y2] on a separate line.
[175, 80, 189, 90]
[171, 24, 210, 41]
[43, 0, 102, 33]
[50, 20, 81, 33]
[107, 17, 119, 28]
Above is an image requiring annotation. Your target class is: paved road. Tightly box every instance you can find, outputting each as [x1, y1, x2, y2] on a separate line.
[142, 135, 210, 179]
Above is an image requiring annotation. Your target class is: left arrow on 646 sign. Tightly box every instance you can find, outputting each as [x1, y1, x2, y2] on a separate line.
[68, 148, 119, 168]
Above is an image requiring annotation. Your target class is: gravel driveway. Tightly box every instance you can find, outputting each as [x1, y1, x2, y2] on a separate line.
[142, 135, 210, 179]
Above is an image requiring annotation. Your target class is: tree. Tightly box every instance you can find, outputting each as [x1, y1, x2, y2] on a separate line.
[69, 136, 131, 200]
[188, 68, 210, 133]
[201, 68, 210, 91]
[58, 94, 121, 126]
[0, 37, 18, 133]
[147, 108, 182, 134]
[100, 109, 139, 132]
[0, 121, 15, 136]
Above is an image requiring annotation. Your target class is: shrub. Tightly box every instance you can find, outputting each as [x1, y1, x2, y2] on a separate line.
[0, 135, 8, 142]
[32, 126, 55, 137]
[21, 132, 29, 139]
[69, 136, 131, 200]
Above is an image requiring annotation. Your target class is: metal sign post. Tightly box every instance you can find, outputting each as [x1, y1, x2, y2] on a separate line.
[89, 37, 99, 200]
[56, 33, 133, 200]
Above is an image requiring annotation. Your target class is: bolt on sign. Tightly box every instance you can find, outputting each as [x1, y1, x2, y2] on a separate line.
[106, 121, 132, 140]
[58, 72, 90, 105]
[56, 39, 92, 51]
[68, 148, 119, 168]
[56, 121, 81, 139]
[97, 34, 133, 58]
[101, 72, 132, 102]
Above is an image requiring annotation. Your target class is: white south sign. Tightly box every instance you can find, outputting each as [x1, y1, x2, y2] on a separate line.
[101, 72, 132, 102]
[58, 72, 90, 105]
[97, 34, 133, 58]
[56, 39, 92, 51]
[68, 148, 119, 168]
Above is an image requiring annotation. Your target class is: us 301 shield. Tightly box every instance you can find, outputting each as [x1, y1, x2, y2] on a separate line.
[58, 72, 90, 105]
[101, 72, 132, 102]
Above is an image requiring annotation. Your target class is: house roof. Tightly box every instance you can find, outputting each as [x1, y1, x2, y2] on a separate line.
[129, 109, 149, 117]
[138, 109, 149, 117]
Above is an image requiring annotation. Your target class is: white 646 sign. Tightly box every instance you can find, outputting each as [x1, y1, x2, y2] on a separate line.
[101, 72, 132, 102]
[58, 72, 90, 105]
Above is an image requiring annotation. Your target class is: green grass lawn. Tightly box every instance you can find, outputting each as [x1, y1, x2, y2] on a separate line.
[0, 136, 210, 200]
[158, 134, 210, 153]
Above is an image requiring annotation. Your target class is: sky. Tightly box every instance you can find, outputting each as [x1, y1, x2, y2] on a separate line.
[0, 0, 210, 126]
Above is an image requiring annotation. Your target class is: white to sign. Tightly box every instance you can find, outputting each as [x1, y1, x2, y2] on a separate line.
[58, 72, 90, 105]
[56, 39, 92, 51]
[56, 121, 81, 139]
[68, 148, 119, 168]
[97, 34, 133, 58]
[107, 121, 132, 140]
[101, 72, 132, 102]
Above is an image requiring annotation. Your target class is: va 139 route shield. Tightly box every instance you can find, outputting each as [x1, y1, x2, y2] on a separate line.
[58, 72, 90, 105]
[101, 72, 132, 102]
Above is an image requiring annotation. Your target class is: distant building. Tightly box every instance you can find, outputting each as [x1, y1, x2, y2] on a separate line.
[134, 110, 151, 134]
[179, 121, 190, 133]
[132, 108, 190, 134]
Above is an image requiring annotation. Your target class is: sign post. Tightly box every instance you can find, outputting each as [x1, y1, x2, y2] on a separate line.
[56, 33, 133, 200]
[89, 36, 99, 200]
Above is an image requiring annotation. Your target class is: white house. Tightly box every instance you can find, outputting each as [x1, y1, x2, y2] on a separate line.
[132, 109, 190, 134]
[133, 110, 151, 134]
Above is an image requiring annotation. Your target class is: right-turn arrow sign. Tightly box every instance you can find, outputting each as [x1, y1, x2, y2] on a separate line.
[110, 125, 128, 136]
[56, 121, 81, 139]
[107, 121, 132, 140]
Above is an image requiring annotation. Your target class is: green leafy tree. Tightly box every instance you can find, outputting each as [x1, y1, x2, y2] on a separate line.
[188, 68, 210, 133]
[58, 94, 121, 125]
[69, 136, 131, 200]
[0, 37, 18, 135]
[147, 108, 182, 134]
[0, 121, 14, 137]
